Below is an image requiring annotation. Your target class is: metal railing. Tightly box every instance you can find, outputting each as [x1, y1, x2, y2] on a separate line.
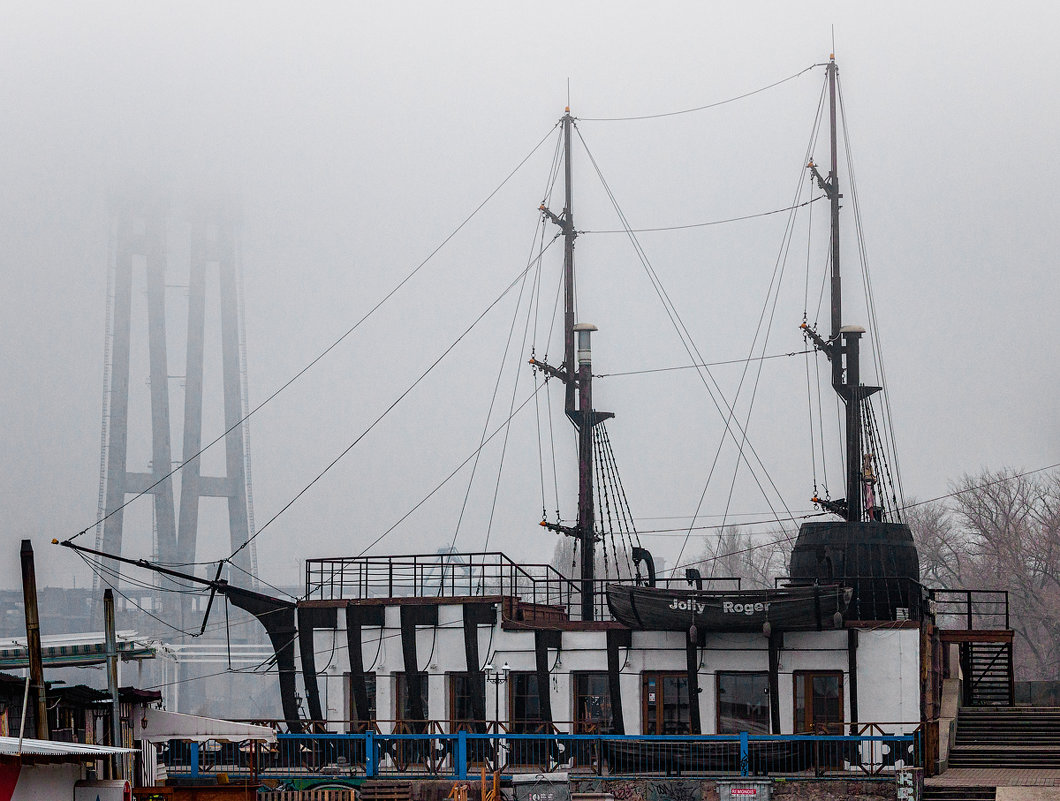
[930, 589, 1009, 630]
[304, 551, 739, 622]
[163, 728, 921, 782]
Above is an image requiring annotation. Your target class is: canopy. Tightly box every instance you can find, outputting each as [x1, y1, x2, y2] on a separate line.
[0, 735, 134, 761]
[133, 708, 276, 743]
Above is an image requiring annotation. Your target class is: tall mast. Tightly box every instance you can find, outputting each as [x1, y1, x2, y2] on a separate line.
[827, 57, 842, 387]
[804, 55, 880, 524]
[533, 109, 613, 620]
[562, 111, 577, 418]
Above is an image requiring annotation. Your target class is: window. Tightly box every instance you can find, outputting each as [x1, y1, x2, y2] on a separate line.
[509, 672, 546, 733]
[642, 672, 690, 735]
[793, 671, 843, 733]
[448, 672, 485, 731]
[343, 671, 377, 731]
[395, 672, 429, 726]
[573, 672, 613, 734]
[716, 672, 770, 734]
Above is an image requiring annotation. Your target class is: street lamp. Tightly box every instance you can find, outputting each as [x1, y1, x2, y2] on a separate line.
[484, 662, 510, 726]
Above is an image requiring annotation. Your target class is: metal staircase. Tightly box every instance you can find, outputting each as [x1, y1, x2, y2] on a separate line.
[963, 641, 1014, 707]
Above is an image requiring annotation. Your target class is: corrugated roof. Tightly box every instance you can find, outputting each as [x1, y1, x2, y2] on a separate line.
[0, 736, 134, 757]
[0, 631, 156, 669]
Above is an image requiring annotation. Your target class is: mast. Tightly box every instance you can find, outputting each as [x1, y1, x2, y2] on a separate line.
[827, 57, 842, 386]
[562, 111, 577, 418]
[532, 109, 613, 620]
[804, 55, 880, 523]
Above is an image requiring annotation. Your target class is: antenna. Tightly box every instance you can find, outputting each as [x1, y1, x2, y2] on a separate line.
[566, 77, 570, 110]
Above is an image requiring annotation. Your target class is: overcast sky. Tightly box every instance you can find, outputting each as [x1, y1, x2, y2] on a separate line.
[2, 2, 1058, 594]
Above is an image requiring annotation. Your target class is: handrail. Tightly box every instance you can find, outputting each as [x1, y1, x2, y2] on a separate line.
[304, 551, 745, 621]
[930, 588, 1010, 630]
[163, 728, 922, 781]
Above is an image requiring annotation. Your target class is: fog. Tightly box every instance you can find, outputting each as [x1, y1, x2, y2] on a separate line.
[2, 2, 1058, 595]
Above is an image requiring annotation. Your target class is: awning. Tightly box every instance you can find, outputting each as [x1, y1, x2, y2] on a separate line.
[133, 708, 276, 743]
[0, 735, 135, 762]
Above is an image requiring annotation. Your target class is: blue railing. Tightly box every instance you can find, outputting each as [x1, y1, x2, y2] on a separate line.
[164, 730, 921, 782]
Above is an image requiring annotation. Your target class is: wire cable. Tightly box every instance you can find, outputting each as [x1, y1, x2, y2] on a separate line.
[579, 65, 822, 122]
[71, 124, 559, 544]
[579, 197, 823, 234]
[355, 382, 549, 558]
[228, 236, 561, 563]
[595, 349, 813, 378]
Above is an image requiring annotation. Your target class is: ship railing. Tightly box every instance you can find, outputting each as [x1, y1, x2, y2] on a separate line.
[929, 588, 1009, 630]
[304, 552, 577, 607]
[304, 552, 744, 622]
[161, 724, 921, 781]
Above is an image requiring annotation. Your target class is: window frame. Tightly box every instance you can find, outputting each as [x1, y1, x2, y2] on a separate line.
[641, 671, 691, 735]
[572, 671, 613, 734]
[508, 671, 547, 733]
[447, 671, 485, 732]
[394, 671, 429, 727]
[715, 670, 771, 735]
[792, 670, 844, 734]
[343, 671, 377, 732]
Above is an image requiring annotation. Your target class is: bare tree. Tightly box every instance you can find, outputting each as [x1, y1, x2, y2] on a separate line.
[907, 468, 1060, 680]
[695, 527, 792, 590]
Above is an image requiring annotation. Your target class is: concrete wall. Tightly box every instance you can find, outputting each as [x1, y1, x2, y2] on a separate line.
[856, 628, 921, 731]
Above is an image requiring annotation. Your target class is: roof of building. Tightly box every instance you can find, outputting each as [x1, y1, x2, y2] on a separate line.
[0, 736, 134, 764]
[0, 631, 156, 669]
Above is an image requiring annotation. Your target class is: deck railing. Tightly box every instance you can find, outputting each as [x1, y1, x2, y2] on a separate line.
[304, 551, 739, 622]
[162, 728, 921, 782]
[930, 588, 1009, 630]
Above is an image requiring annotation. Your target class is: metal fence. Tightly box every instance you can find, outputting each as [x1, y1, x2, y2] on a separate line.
[163, 730, 920, 782]
[304, 552, 740, 622]
[931, 589, 1009, 630]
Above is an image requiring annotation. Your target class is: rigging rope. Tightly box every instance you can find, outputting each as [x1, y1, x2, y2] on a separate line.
[481, 218, 549, 553]
[579, 197, 823, 234]
[578, 64, 823, 122]
[447, 215, 549, 555]
[573, 127, 799, 575]
[599, 424, 642, 578]
[595, 349, 813, 378]
[69, 124, 560, 545]
[355, 382, 548, 558]
[837, 74, 906, 511]
[712, 125, 823, 564]
[231, 235, 560, 563]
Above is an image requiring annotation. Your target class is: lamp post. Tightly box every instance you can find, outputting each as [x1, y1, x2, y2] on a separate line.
[484, 662, 510, 727]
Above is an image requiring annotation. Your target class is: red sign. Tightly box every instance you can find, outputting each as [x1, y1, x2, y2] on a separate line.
[730, 791, 758, 797]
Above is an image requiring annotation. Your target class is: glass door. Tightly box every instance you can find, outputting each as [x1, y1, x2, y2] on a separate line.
[642, 672, 690, 735]
[793, 671, 843, 733]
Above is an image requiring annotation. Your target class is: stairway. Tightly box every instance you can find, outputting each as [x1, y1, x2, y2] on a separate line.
[923, 787, 995, 801]
[949, 707, 1060, 768]
[963, 642, 1014, 706]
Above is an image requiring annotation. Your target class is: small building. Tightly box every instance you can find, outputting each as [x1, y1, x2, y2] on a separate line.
[0, 735, 133, 801]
